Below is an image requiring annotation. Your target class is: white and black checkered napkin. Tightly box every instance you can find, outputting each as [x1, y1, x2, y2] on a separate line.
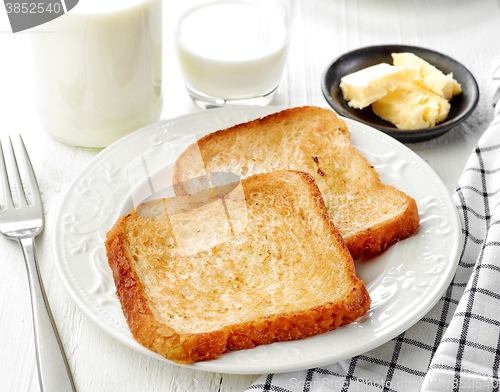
[245, 115, 500, 392]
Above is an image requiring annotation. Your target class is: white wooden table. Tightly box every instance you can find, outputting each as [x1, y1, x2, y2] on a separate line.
[1, 1, 499, 391]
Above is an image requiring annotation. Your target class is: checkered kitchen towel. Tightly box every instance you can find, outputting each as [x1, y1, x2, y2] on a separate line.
[245, 114, 500, 392]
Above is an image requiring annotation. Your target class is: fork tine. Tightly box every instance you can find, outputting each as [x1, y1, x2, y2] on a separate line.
[0, 139, 14, 210]
[7, 136, 28, 208]
[17, 135, 43, 210]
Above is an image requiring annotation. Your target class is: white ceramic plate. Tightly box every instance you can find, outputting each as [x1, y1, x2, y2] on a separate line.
[53, 106, 461, 374]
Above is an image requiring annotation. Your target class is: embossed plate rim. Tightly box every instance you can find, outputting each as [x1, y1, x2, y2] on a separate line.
[52, 106, 461, 374]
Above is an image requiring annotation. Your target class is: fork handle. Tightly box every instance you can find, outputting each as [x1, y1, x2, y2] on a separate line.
[19, 237, 76, 392]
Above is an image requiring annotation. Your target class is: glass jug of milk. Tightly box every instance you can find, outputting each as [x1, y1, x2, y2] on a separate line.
[171, 0, 295, 109]
[31, 0, 163, 148]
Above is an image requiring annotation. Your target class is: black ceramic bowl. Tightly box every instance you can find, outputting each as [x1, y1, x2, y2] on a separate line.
[321, 45, 479, 143]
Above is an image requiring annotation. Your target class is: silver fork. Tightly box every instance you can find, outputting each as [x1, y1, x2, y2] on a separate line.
[0, 136, 76, 392]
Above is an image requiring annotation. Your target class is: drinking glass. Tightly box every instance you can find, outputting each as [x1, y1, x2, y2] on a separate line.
[171, 0, 295, 109]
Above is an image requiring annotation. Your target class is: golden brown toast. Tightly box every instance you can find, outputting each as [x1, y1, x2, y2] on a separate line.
[173, 106, 419, 260]
[105, 170, 370, 364]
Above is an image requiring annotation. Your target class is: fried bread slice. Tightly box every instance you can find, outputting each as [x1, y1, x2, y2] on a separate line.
[173, 106, 419, 259]
[105, 170, 370, 364]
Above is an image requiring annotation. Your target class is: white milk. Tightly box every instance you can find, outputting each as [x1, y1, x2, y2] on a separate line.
[174, 1, 291, 103]
[31, 0, 163, 148]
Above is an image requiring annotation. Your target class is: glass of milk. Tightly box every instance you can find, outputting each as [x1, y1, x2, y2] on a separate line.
[171, 0, 295, 109]
[31, 0, 163, 149]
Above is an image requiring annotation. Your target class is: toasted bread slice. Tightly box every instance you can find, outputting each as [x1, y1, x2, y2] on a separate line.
[105, 170, 370, 364]
[173, 106, 419, 260]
